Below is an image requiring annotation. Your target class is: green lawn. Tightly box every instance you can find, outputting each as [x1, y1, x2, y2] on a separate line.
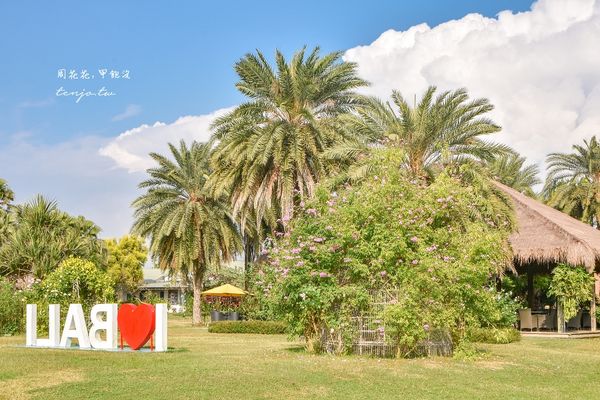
[2, 317, 600, 400]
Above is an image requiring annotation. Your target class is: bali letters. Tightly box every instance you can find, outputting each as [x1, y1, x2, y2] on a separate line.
[25, 303, 168, 352]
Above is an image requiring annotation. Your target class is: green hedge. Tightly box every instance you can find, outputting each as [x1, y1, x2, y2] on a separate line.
[208, 320, 287, 334]
[468, 327, 521, 344]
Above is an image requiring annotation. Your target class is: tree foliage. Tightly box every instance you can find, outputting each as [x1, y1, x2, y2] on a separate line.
[132, 141, 242, 324]
[259, 150, 514, 356]
[544, 136, 600, 226]
[548, 264, 594, 321]
[486, 153, 541, 197]
[327, 87, 509, 181]
[0, 195, 105, 279]
[106, 235, 147, 301]
[209, 47, 368, 232]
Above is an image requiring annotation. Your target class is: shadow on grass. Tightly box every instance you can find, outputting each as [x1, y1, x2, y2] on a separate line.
[285, 345, 306, 354]
[167, 347, 190, 353]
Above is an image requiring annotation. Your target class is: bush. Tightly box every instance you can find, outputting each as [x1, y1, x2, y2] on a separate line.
[263, 149, 514, 356]
[467, 327, 521, 344]
[0, 278, 24, 335]
[31, 257, 115, 333]
[208, 320, 287, 334]
[139, 290, 162, 305]
[548, 264, 594, 321]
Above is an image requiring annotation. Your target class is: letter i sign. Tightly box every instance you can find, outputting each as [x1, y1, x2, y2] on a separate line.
[26, 303, 168, 352]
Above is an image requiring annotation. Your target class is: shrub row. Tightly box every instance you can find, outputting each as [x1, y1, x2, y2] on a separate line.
[467, 327, 521, 344]
[208, 320, 287, 334]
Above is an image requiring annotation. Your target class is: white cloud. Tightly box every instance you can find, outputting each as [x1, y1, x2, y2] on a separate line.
[0, 135, 142, 238]
[100, 107, 234, 172]
[111, 104, 142, 121]
[343, 0, 600, 171]
[5, 0, 599, 241]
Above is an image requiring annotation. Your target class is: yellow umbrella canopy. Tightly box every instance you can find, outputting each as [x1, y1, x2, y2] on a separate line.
[201, 284, 247, 297]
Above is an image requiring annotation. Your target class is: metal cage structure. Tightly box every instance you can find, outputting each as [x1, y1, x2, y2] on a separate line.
[320, 288, 453, 358]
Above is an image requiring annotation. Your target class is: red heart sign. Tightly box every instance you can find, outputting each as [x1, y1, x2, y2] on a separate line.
[117, 303, 155, 350]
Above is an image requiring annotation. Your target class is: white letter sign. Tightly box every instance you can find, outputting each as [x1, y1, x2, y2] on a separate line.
[26, 303, 168, 352]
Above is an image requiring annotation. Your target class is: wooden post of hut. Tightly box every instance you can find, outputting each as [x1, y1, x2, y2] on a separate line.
[592, 273, 599, 332]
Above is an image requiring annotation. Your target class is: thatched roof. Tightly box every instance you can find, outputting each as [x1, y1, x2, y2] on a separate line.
[495, 182, 600, 272]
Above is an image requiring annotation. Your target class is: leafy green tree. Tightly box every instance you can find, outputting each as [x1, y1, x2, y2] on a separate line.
[0, 195, 105, 278]
[544, 136, 600, 226]
[487, 153, 541, 197]
[106, 235, 147, 301]
[132, 141, 242, 325]
[209, 47, 368, 233]
[328, 87, 509, 180]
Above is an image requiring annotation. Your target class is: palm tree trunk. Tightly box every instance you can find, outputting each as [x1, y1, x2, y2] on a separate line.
[192, 271, 203, 325]
[243, 235, 255, 290]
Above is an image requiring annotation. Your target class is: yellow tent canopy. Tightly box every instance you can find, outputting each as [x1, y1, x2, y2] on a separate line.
[201, 284, 247, 297]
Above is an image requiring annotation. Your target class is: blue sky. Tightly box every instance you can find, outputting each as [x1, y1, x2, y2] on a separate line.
[4, 0, 600, 238]
[0, 1, 532, 144]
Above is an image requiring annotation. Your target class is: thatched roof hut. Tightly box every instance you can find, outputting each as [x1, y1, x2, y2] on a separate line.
[495, 182, 600, 272]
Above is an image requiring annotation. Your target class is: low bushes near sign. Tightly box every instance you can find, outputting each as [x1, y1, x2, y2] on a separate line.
[208, 320, 287, 334]
[29, 257, 115, 334]
[0, 278, 24, 335]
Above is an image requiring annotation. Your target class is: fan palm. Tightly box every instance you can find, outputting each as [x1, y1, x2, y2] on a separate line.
[0, 179, 13, 209]
[0, 195, 105, 278]
[209, 47, 368, 233]
[487, 153, 541, 197]
[544, 136, 600, 226]
[132, 141, 241, 324]
[327, 87, 509, 180]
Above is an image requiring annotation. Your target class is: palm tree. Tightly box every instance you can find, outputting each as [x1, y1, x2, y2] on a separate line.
[0, 179, 13, 246]
[544, 136, 600, 226]
[487, 153, 541, 197]
[0, 195, 105, 278]
[0, 179, 14, 210]
[327, 87, 509, 180]
[132, 141, 241, 325]
[209, 47, 368, 233]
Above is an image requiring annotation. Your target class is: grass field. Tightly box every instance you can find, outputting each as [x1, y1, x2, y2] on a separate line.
[2, 317, 600, 400]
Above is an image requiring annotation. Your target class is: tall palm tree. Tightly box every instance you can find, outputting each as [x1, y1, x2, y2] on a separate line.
[132, 141, 241, 325]
[487, 153, 541, 197]
[209, 47, 368, 233]
[544, 136, 600, 226]
[327, 87, 509, 180]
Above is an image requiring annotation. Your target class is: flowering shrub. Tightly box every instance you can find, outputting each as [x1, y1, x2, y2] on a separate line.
[261, 150, 513, 355]
[30, 257, 115, 332]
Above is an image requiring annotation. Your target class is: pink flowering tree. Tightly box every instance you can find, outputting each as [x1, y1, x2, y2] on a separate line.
[260, 150, 516, 356]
